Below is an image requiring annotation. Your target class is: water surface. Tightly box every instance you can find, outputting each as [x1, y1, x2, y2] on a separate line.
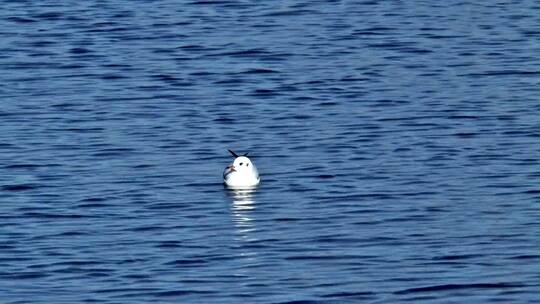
[1, 1, 540, 303]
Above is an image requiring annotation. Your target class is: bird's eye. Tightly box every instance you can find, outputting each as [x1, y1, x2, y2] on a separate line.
[239, 162, 243, 166]
[246, 163, 249, 166]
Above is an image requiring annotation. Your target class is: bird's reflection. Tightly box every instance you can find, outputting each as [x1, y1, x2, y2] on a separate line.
[226, 186, 257, 235]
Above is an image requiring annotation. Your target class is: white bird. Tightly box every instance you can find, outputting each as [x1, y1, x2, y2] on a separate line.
[223, 149, 260, 188]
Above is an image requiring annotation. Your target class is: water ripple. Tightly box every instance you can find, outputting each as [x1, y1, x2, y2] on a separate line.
[1, 0, 539, 303]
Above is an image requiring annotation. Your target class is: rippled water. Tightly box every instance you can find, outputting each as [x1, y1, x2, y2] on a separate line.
[1, 1, 540, 303]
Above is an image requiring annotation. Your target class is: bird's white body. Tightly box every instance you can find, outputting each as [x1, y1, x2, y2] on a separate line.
[223, 155, 260, 188]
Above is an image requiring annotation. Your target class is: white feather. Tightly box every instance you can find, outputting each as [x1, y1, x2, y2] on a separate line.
[223, 155, 260, 188]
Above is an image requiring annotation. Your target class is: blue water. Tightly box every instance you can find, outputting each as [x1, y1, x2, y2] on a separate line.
[1, 1, 540, 303]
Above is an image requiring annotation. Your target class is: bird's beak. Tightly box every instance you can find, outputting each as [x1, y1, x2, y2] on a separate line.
[227, 165, 236, 172]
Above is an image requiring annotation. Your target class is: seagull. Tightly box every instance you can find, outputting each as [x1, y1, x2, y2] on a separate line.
[223, 149, 260, 188]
